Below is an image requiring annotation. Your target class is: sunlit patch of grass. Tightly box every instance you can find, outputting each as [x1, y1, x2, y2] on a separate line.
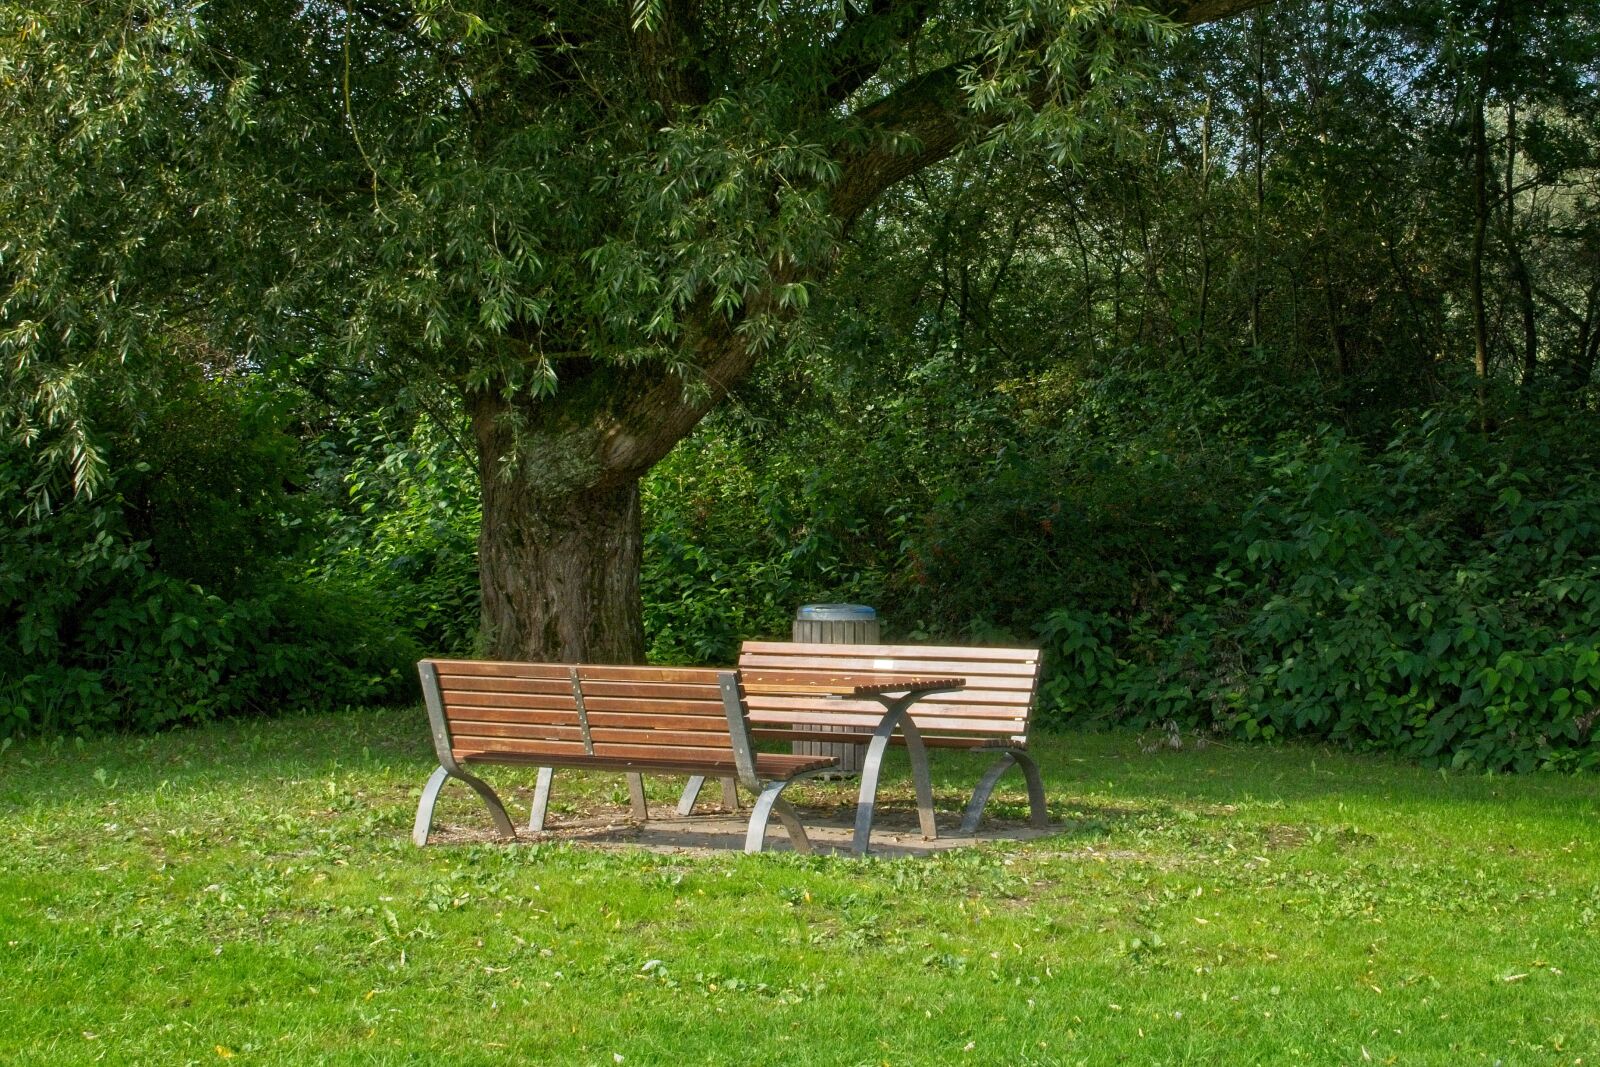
[2, 707, 1597, 1064]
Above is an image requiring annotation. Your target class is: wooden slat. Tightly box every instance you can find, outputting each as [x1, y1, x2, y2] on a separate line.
[448, 720, 585, 742]
[590, 741, 736, 763]
[588, 727, 733, 748]
[579, 711, 729, 731]
[439, 690, 579, 712]
[740, 676, 964, 697]
[751, 728, 1009, 749]
[740, 655, 1037, 678]
[436, 706, 577, 727]
[742, 670, 1035, 692]
[455, 751, 834, 780]
[755, 753, 838, 776]
[747, 708, 1024, 734]
[575, 665, 724, 684]
[461, 752, 737, 775]
[741, 641, 1039, 663]
[452, 737, 588, 760]
[576, 680, 724, 700]
[578, 696, 725, 715]
[745, 697, 1029, 719]
[430, 660, 575, 679]
[435, 675, 576, 695]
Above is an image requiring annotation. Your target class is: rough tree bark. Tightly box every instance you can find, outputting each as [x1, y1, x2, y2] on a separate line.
[475, 0, 1274, 663]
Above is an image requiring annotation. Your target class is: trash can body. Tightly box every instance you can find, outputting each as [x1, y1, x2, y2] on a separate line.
[791, 604, 878, 775]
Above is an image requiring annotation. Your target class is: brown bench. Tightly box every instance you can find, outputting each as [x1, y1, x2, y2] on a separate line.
[414, 659, 837, 853]
[680, 641, 1047, 852]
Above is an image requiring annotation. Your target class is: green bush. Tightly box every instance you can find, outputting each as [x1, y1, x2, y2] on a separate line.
[642, 430, 884, 663]
[0, 378, 416, 738]
[306, 422, 481, 657]
[1039, 403, 1600, 771]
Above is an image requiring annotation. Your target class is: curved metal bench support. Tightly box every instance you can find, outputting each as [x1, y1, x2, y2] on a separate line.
[414, 661, 518, 846]
[958, 749, 1048, 834]
[852, 707, 937, 856]
[743, 779, 816, 854]
[413, 764, 517, 846]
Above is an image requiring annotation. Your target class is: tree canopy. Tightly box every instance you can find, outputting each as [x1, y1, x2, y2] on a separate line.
[3, 0, 1266, 661]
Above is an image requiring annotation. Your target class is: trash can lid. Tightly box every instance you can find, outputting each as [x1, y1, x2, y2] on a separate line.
[795, 603, 877, 622]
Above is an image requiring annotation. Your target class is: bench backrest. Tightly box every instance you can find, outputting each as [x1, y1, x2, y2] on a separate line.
[737, 641, 1043, 746]
[421, 659, 740, 768]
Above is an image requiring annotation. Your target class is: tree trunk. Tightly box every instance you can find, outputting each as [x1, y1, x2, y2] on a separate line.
[470, 389, 648, 663]
[1501, 100, 1540, 386]
[1250, 8, 1267, 350]
[1469, 87, 1491, 418]
[1469, 0, 1509, 425]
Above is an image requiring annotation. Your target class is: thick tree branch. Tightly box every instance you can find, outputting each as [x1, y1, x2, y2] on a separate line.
[817, 0, 941, 107]
[630, 0, 712, 117]
[829, 0, 1274, 226]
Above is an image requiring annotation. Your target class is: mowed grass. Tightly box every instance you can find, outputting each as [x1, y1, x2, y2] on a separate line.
[1, 707, 1597, 1066]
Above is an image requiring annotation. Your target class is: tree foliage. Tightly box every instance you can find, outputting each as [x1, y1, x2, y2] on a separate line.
[3, 0, 1598, 772]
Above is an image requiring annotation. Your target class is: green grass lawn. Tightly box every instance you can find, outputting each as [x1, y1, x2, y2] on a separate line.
[1, 707, 1596, 1065]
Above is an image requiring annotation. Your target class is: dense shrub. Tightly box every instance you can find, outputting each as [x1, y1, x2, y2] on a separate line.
[1039, 403, 1600, 771]
[0, 379, 416, 737]
[307, 422, 481, 657]
[642, 430, 884, 664]
[637, 359, 1317, 658]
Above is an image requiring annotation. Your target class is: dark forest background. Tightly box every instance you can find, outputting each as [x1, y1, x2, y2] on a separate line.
[4, 0, 1598, 771]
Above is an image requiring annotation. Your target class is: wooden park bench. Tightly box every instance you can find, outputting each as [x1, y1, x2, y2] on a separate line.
[413, 659, 837, 853]
[680, 641, 1047, 854]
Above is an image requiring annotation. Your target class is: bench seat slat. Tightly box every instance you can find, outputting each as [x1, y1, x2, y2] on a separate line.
[435, 707, 578, 727]
[740, 656, 1036, 679]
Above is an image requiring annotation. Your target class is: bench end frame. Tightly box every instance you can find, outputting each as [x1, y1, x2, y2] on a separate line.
[718, 670, 824, 854]
[958, 749, 1048, 834]
[413, 660, 517, 847]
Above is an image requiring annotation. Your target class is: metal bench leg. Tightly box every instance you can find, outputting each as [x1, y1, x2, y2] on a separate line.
[413, 767, 450, 846]
[529, 767, 555, 832]
[744, 780, 813, 854]
[959, 750, 1048, 834]
[1017, 750, 1049, 828]
[413, 765, 516, 847]
[677, 775, 705, 816]
[626, 773, 649, 821]
[902, 718, 938, 841]
[852, 711, 937, 856]
[678, 775, 741, 816]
